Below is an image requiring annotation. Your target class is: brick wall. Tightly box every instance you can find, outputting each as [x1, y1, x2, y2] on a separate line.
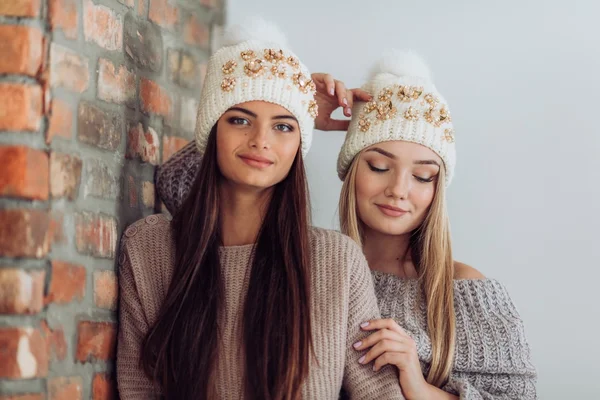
[0, 0, 223, 398]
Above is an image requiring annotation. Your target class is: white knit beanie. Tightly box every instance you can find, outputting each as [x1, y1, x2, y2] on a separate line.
[337, 50, 456, 186]
[195, 18, 317, 158]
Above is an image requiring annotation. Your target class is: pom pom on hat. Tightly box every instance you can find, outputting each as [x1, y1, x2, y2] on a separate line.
[369, 49, 433, 82]
[220, 17, 289, 49]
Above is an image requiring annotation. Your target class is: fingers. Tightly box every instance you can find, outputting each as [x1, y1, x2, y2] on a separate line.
[361, 319, 408, 336]
[358, 338, 412, 366]
[353, 328, 403, 351]
[352, 88, 373, 102]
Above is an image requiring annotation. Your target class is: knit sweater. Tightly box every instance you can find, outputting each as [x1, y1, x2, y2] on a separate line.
[372, 271, 537, 399]
[117, 214, 404, 399]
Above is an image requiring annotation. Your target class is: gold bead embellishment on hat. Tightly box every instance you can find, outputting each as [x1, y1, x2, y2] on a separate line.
[363, 101, 377, 114]
[222, 60, 237, 75]
[264, 48, 285, 63]
[240, 50, 256, 61]
[271, 64, 286, 78]
[287, 56, 300, 69]
[292, 73, 316, 94]
[424, 93, 439, 105]
[221, 76, 236, 92]
[424, 105, 451, 127]
[378, 88, 394, 102]
[443, 128, 455, 142]
[398, 86, 423, 102]
[376, 101, 397, 121]
[244, 59, 265, 77]
[403, 106, 419, 121]
[358, 116, 372, 132]
[308, 100, 318, 118]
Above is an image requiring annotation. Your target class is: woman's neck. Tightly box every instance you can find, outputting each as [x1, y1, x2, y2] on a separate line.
[219, 183, 272, 246]
[362, 227, 418, 278]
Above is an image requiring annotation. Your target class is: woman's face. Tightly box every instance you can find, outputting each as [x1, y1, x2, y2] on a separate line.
[354, 140, 442, 236]
[216, 101, 301, 190]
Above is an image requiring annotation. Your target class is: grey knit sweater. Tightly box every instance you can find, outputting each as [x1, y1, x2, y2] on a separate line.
[372, 271, 537, 399]
[156, 143, 538, 399]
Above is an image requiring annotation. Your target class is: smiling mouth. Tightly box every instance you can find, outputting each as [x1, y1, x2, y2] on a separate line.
[376, 204, 408, 217]
[238, 155, 274, 169]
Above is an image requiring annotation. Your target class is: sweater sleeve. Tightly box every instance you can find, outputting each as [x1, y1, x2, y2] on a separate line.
[116, 237, 162, 399]
[442, 280, 538, 400]
[342, 241, 405, 400]
[155, 141, 201, 215]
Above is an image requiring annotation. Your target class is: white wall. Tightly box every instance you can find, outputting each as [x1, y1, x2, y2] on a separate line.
[226, 1, 600, 397]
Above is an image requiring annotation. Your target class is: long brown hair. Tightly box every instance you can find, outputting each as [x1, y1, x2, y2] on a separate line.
[141, 126, 314, 399]
[339, 155, 456, 387]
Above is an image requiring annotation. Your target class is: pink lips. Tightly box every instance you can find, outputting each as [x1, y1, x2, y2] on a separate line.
[238, 154, 274, 169]
[376, 204, 408, 217]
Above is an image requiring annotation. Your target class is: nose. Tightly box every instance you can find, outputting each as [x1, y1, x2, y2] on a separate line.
[247, 123, 271, 151]
[384, 170, 409, 200]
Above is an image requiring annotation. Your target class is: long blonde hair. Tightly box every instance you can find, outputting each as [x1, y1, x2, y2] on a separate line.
[339, 154, 456, 387]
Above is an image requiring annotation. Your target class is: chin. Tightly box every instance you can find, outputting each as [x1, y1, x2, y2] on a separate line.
[364, 217, 415, 236]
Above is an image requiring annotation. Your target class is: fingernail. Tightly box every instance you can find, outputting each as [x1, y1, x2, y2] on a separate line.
[342, 98, 348, 106]
[353, 341, 362, 349]
[346, 108, 352, 116]
[360, 321, 370, 328]
[329, 88, 335, 96]
[358, 355, 365, 364]
[373, 365, 377, 372]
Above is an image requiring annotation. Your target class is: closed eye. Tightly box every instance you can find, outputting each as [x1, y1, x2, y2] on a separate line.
[368, 163, 388, 173]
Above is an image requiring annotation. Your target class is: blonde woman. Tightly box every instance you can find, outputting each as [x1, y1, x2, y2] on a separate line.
[337, 51, 537, 399]
[154, 51, 537, 399]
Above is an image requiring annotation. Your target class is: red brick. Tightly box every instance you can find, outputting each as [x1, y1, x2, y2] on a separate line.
[76, 321, 116, 363]
[40, 320, 67, 361]
[83, 0, 123, 51]
[0, 269, 45, 314]
[180, 96, 198, 133]
[0, 0, 40, 17]
[183, 13, 209, 47]
[0, 83, 42, 132]
[163, 136, 189, 163]
[83, 159, 119, 200]
[50, 43, 90, 93]
[94, 270, 117, 310]
[0, 327, 48, 378]
[140, 78, 172, 118]
[128, 175, 137, 208]
[126, 123, 159, 165]
[47, 99, 73, 143]
[77, 101, 123, 151]
[0, 394, 44, 400]
[0, 146, 49, 200]
[0, 209, 50, 258]
[46, 261, 86, 305]
[48, 377, 82, 400]
[75, 212, 117, 258]
[49, 211, 66, 246]
[97, 58, 135, 106]
[93, 374, 117, 400]
[123, 12, 163, 72]
[50, 152, 82, 200]
[49, 0, 78, 39]
[149, 0, 178, 31]
[0, 26, 43, 76]
[142, 181, 155, 208]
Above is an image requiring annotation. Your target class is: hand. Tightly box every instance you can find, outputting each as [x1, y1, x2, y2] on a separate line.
[355, 318, 430, 400]
[311, 73, 372, 131]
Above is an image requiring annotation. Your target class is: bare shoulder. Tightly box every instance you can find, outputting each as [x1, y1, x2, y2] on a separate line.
[454, 261, 486, 279]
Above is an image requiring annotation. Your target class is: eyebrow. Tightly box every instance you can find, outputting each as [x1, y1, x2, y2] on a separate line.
[366, 147, 440, 167]
[226, 107, 298, 123]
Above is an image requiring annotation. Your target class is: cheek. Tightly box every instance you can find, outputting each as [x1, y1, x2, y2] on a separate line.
[411, 185, 435, 211]
[275, 135, 300, 165]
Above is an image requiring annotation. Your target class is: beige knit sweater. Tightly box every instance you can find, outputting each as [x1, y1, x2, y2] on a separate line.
[117, 213, 404, 399]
